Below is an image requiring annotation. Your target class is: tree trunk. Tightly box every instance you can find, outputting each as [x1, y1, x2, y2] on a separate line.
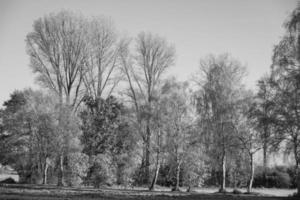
[295, 19, 300, 196]
[263, 126, 268, 187]
[233, 170, 237, 190]
[57, 154, 64, 186]
[140, 145, 145, 182]
[149, 128, 161, 191]
[296, 158, 300, 195]
[174, 162, 181, 191]
[144, 123, 151, 184]
[42, 160, 49, 185]
[149, 157, 160, 191]
[173, 150, 181, 192]
[220, 150, 226, 192]
[296, 167, 300, 196]
[186, 186, 191, 192]
[57, 94, 64, 187]
[248, 153, 254, 193]
[293, 138, 300, 195]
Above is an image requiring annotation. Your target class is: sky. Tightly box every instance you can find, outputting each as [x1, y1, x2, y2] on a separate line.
[0, 0, 298, 106]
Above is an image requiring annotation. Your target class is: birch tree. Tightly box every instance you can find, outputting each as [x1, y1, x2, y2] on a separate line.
[236, 92, 262, 193]
[161, 79, 194, 191]
[270, 5, 300, 194]
[249, 76, 278, 187]
[195, 54, 246, 192]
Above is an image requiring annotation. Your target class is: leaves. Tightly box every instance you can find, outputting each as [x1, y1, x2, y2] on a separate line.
[80, 95, 128, 156]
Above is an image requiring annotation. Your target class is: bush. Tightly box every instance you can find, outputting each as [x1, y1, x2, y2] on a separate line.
[156, 163, 177, 187]
[65, 152, 89, 186]
[182, 151, 210, 188]
[287, 167, 297, 188]
[86, 154, 115, 188]
[232, 188, 242, 194]
[0, 177, 16, 184]
[114, 153, 135, 186]
[253, 166, 293, 188]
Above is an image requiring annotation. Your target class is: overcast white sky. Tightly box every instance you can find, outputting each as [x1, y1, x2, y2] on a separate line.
[0, 0, 297, 106]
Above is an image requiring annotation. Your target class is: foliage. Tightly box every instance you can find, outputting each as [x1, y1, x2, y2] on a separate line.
[181, 146, 210, 188]
[80, 96, 123, 155]
[86, 154, 115, 187]
[253, 166, 293, 188]
[195, 54, 247, 190]
[268, 4, 300, 194]
[80, 95, 137, 187]
[0, 89, 57, 183]
[120, 32, 176, 184]
[65, 152, 89, 186]
[159, 78, 195, 189]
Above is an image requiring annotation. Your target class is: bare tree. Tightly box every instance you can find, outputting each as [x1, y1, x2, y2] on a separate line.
[26, 11, 87, 107]
[26, 11, 87, 186]
[83, 17, 123, 100]
[120, 32, 175, 184]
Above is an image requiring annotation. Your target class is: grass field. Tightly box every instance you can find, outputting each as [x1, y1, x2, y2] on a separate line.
[0, 184, 298, 200]
[193, 188, 297, 197]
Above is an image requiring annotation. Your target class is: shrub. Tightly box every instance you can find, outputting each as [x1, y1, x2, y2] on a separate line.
[253, 166, 293, 188]
[0, 177, 16, 184]
[65, 152, 89, 186]
[232, 188, 242, 194]
[156, 163, 176, 187]
[86, 154, 115, 188]
[114, 153, 135, 186]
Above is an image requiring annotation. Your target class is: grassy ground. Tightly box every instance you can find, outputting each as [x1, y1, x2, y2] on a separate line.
[194, 188, 297, 197]
[0, 184, 298, 200]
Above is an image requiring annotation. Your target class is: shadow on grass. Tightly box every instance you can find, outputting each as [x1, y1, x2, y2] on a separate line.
[0, 184, 298, 200]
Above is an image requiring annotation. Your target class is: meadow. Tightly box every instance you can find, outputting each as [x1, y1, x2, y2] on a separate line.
[0, 184, 297, 200]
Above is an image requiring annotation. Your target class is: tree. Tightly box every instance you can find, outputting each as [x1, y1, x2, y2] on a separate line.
[148, 96, 165, 191]
[66, 152, 89, 186]
[80, 96, 123, 156]
[195, 54, 246, 192]
[159, 78, 194, 191]
[0, 91, 29, 182]
[0, 89, 58, 184]
[120, 32, 175, 184]
[112, 118, 136, 187]
[26, 11, 87, 108]
[80, 95, 135, 187]
[250, 75, 277, 186]
[270, 4, 300, 195]
[236, 91, 262, 193]
[26, 10, 88, 185]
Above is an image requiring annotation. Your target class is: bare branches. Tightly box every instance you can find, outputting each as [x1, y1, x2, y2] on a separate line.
[119, 32, 175, 184]
[26, 11, 87, 107]
[83, 17, 123, 99]
[135, 32, 175, 99]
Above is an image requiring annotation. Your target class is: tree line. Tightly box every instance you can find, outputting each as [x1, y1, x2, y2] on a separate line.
[0, 5, 300, 195]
